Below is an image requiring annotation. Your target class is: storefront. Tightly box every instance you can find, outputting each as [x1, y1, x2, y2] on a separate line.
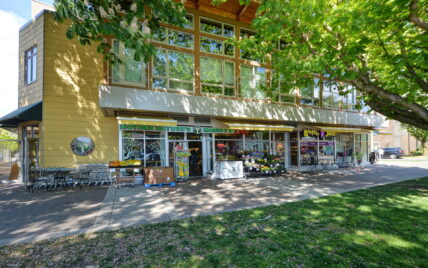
[118, 117, 372, 178]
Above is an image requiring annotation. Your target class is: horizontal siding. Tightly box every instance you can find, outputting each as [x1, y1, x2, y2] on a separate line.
[42, 14, 118, 168]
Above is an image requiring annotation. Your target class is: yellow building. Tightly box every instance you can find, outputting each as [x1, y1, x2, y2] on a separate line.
[0, 0, 384, 182]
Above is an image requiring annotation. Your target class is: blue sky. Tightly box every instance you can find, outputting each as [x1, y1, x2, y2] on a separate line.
[0, 0, 54, 117]
[1, 0, 54, 21]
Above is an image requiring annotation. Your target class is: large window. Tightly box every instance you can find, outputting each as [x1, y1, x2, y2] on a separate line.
[200, 17, 234, 37]
[300, 79, 320, 106]
[200, 57, 235, 96]
[355, 134, 369, 162]
[152, 27, 194, 49]
[240, 29, 257, 61]
[271, 72, 296, 103]
[215, 133, 244, 161]
[152, 48, 194, 91]
[240, 65, 267, 100]
[322, 80, 341, 109]
[122, 131, 166, 167]
[112, 41, 146, 86]
[24, 46, 37, 84]
[200, 36, 234, 56]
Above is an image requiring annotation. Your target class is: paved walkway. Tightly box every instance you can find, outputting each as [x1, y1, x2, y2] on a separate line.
[1, 160, 427, 245]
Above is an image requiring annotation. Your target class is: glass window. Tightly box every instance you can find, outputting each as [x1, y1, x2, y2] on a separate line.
[184, 14, 194, 29]
[200, 36, 234, 56]
[300, 79, 320, 106]
[322, 80, 341, 109]
[240, 29, 258, 61]
[112, 40, 146, 85]
[152, 48, 194, 91]
[24, 46, 37, 84]
[201, 57, 235, 96]
[244, 131, 270, 154]
[240, 65, 267, 100]
[122, 131, 166, 167]
[200, 18, 234, 37]
[271, 71, 296, 103]
[152, 27, 194, 49]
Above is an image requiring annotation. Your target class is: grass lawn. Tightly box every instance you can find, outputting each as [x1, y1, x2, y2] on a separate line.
[1, 178, 428, 267]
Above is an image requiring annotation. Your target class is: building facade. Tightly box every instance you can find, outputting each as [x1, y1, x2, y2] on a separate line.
[0, 0, 385, 181]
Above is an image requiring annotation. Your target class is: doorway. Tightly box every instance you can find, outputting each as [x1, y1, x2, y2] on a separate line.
[188, 141, 202, 177]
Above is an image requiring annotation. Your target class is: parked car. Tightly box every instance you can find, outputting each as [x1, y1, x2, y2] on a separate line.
[381, 147, 403, 159]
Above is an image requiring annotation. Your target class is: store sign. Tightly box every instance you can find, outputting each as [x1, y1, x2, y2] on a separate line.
[71, 136, 95, 156]
[120, 124, 235, 134]
[304, 129, 336, 138]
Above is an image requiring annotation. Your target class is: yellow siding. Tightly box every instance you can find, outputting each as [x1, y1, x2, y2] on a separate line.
[42, 13, 118, 167]
[19, 14, 44, 108]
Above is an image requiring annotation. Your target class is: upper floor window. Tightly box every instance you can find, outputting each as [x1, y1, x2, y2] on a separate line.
[200, 17, 234, 37]
[200, 36, 234, 57]
[24, 46, 37, 85]
[240, 29, 259, 61]
[184, 14, 194, 29]
[240, 64, 267, 100]
[200, 56, 235, 96]
[152, 27, 194, 49]
[300, 79, 320, 106]
[112, 40, 146, 86]
[322, 80, 341, 109]
[270, 72, 296, 104]
[341, 86, 357, 111]
[152, 48, 194, 91]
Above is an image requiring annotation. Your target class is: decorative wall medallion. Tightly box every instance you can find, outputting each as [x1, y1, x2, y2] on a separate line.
[71, 136, 95, 156]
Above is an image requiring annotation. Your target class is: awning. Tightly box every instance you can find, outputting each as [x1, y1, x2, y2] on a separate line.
[316, 127, 371, 134]
[117, 116, 177, 127]
[223, 122, 295, 132]
[0, 102, 42, 128]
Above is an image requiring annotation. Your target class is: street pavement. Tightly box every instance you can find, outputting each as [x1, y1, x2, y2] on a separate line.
[0, 159, 427, 246]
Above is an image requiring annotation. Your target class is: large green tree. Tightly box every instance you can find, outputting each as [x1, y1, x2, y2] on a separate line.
[248, 0, 428, 129]
[402, 123, 428, 153]
[54, 0, 428, 129]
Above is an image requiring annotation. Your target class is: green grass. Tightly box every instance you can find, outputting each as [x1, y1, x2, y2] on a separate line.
[1, 178, 428, 267]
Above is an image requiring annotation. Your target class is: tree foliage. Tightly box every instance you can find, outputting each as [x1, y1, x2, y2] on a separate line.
[53, 0, 428, 129]
[0, 129, 18, 154]
[54, 0, 187, 63]
[249, 0, 428, 129]
[402, 123, 428, 153]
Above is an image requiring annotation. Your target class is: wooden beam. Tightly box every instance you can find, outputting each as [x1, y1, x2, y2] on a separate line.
[237, 4, 249, 20]
[195, 0, 201, 9]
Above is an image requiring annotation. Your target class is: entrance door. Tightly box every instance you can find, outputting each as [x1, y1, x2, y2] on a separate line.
[188, 141, 202, 177]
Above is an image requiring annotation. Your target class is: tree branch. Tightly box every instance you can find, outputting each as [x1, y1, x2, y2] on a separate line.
[399, 41, 428, 93]
[409, 0, 428, 31]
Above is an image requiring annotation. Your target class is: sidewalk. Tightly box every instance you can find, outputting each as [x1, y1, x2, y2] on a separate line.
[1, 160, 427, 246]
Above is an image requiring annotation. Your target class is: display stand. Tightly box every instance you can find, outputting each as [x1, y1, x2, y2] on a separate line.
[174, 150, 190, 182]
[109, 163, 143, 188]
[212, 161, 244, 180]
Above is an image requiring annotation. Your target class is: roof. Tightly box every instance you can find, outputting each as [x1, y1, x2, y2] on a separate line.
[0, 102, 42, 128]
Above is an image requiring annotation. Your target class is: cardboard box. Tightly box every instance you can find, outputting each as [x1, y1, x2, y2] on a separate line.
[144, 167, 174, 184]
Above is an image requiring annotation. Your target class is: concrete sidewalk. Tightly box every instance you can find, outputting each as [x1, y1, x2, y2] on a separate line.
[1, 160, 427, 246]
[91, 161, 428, 233]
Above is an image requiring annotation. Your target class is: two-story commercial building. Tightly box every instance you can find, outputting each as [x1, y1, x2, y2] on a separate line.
[0, 0, 384, 181]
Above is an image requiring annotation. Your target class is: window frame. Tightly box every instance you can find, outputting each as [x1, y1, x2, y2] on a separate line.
[111, 40, 148, 87]
[200, 56, 236, 97]
[152, 47, 195, 92]
[152, 27, 195, 49]
[299, 79, 320, 106]
[24, 45, 37, 85]
[199, 16, 235, 38]
[270, 71, 296, 104]
[239, 64, 268, 100]
[199, 35, 234, 57]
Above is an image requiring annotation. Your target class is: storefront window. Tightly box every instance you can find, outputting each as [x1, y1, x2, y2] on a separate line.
[244, 131, 270, 155]
[215, 133, 243, 161]
[336, 133, 353, 166]
[355, 134, 369, 162]
[273, 133, 285, 165]
[122, 131, 166, 167]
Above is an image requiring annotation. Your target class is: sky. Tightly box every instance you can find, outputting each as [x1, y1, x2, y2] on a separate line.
[0, 0, 53, 117]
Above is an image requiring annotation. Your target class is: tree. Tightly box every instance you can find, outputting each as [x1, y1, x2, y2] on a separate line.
[54, 0, 428, 129]
[53, 0, 188, 63]
[402, 123, 428, 153]
[247, 0, 428, 129]
[0, 129, 18, 160]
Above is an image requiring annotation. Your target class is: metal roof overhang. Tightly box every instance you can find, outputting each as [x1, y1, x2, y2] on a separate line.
[0, 102, 42, 128]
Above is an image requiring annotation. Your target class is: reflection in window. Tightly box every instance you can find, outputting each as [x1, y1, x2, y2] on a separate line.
[112, 40, 146, 85]
[152, 48, 194, 91]
[152, 27, 194, 49]
[200, 18, 234, 37]
[299, 79, 320, 106]
[240, 65, 267, 100]
[270, 71, 296, 103]
[200, 36, 234, 56]
[122, 131, 166, 167]
[201, 57, 234, 96]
